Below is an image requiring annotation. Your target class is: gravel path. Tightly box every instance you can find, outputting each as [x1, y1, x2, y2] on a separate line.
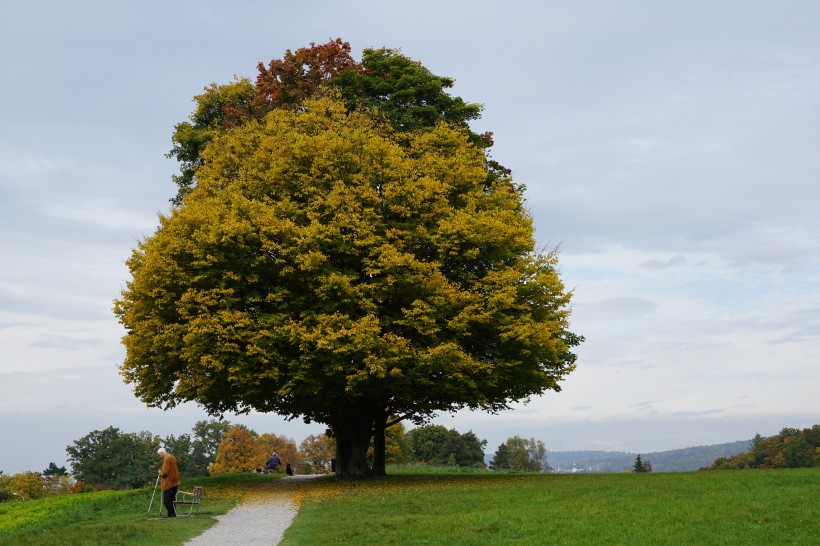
[183, 474, 322, 546]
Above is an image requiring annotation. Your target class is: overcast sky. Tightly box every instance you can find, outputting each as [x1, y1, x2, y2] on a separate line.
[1, 1, 818, 475]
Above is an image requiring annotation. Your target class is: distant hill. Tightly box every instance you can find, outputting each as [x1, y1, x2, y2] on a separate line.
[547, 440, 753, 472]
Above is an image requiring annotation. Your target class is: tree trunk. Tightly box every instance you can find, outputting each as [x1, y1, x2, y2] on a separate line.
[332, 414, 374, 479]
[372, 411, 387, 477]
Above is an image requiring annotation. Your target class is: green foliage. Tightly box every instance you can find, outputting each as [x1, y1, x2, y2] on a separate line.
[65, 427, 160, 489]
[168, 78, 257, 203]
[189, 419, 234, 476]
[161, 432, 192, 475]
[708, 425, 819, 470]
[491, 436, 548, 471]
[158, 419, 235, 478]
[0, 473, 11, 502]
[117, 91, 580, 477]
[41, 463, 67, 479]
[332, 47, 482, 134]
[405, 425, 487, 467]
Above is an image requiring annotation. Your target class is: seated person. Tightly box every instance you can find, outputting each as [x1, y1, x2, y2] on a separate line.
[264, 452, 282, 473]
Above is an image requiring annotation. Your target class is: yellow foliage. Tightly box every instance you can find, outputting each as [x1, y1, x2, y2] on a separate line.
[299, 434, 335, 474]
[115, 93, 581, 478]
[209, 427, 264, 474]
[257, 433, 300, 472]
[9, 471, 48, 500]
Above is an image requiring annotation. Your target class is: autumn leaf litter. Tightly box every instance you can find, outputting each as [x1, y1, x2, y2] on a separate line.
[183, 474, 324, 546]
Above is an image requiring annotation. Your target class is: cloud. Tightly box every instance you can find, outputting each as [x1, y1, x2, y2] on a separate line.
[669, 408, 726, 418]
[29, 334, 105, 350]
[1, 0, 819, 476]
[577, 297, 658, 319]
[0, 146, 63, 179]
[43, 199, 159, 232]
[639, 255, 686, 269]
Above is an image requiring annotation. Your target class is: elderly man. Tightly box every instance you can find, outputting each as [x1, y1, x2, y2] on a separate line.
[157, 447, 181, 517]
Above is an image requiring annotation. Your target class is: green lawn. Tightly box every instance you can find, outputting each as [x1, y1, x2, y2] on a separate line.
[0, 473, 275, 545]
[282, 468, 819, 545]
[1, 469, 817, 545]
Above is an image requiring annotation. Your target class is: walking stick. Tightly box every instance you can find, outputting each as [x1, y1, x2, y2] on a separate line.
[147, 474, 160, 517]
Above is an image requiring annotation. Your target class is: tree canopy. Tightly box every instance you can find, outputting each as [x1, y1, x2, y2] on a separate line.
[405, 425, 487, 467]
[65, 426, 159, 489]
[167, 39, 488, 204]
[117, 41, 581, 478]
[299, 434, 335, 474]
[208, 427, 263, 474]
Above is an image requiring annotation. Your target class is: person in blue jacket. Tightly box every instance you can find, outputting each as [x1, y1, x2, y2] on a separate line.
[264, 452, 281, 473]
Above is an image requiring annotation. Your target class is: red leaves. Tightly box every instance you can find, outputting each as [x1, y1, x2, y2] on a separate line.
[255, 38, 360, 109]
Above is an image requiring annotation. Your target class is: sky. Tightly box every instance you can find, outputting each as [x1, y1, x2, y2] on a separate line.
[1, 1, 818, 475]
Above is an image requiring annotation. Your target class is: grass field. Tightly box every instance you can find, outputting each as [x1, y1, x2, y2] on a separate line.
[1, 468, 817, 545]
[0, 473, 274, 545]
[282, 468, 819, 545]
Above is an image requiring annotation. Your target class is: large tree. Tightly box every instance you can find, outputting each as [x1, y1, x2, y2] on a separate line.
[117, 45, 581, 479]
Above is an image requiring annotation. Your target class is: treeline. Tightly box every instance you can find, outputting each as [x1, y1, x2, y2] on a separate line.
[706, 425, 820, 470]
[1, 420, 555, 501]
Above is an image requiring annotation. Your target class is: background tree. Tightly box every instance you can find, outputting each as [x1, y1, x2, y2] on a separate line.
[490, 443, 512, 471]
[66, 427, 159, 489]
[369, 421, 411, 467]
[158, 419, 233, 477]
[42, 462, 68, 479]
[527, 437, 550, 471]
[187, 419, 234, 476]
[119, 45, 581, 478]
[382, 421, 411, 465]
[208, 427, 263, 474]
[707, 425, 819, 469]
[257, 433, 300, 471]
[633, 454, 653, 473]
[162, 433, 193, 476]
[8, 471, 48, 500]
[491, 436, 548, 472]
[299, 434, 335, 474]
[0, 473, 12, 502]
[406, 425, 487, 467]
